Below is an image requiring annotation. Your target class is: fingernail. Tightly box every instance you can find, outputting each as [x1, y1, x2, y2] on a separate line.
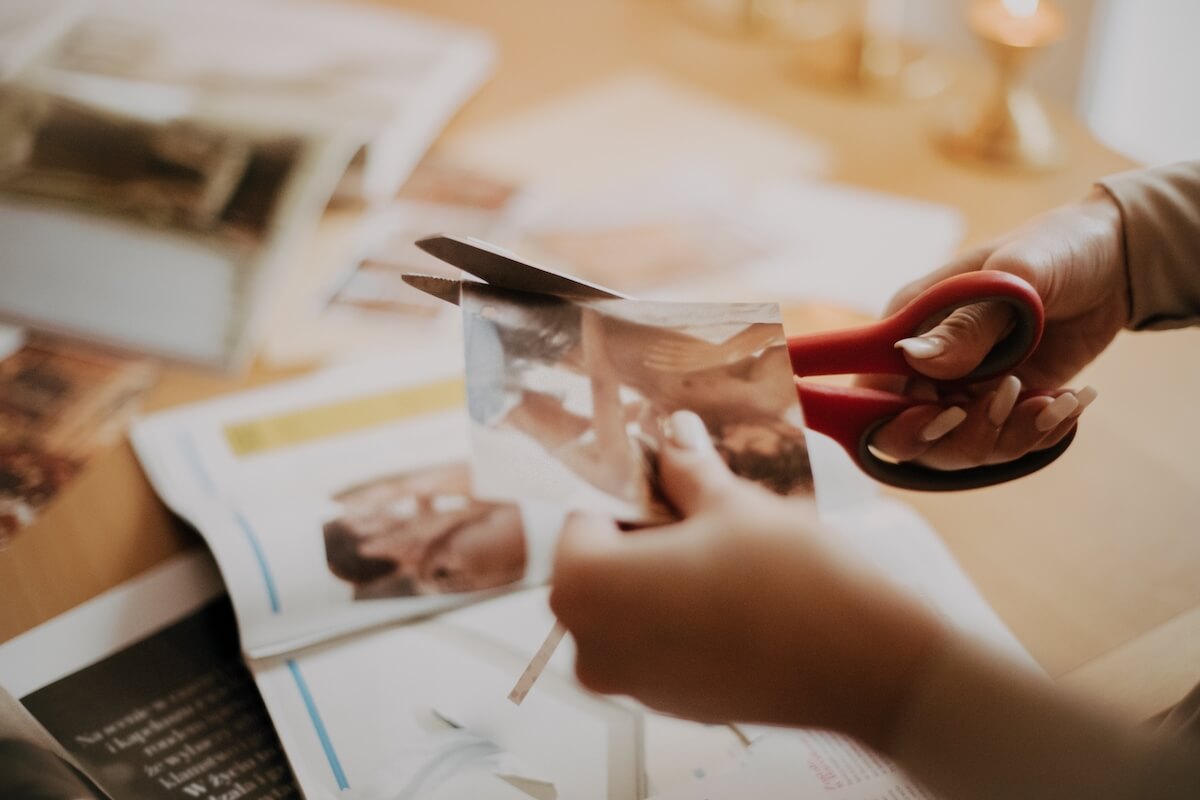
[920, 406, 967, 442]
[1073, 385, 1098, 414]
[1035, 393, 1080, 432]
[895, 336, 945, 360]
[987, 375, 1021, 427]
[666, 410, 709, 449]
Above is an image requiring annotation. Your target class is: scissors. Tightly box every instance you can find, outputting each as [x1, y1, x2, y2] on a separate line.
[404, 234, 1075, 492]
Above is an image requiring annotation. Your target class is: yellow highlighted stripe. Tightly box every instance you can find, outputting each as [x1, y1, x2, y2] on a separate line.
[224, 378, 464, 456]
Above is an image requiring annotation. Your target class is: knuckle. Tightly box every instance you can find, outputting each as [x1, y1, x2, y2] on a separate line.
[983, 252, 1041, 288]
[574, 650, 624, 695]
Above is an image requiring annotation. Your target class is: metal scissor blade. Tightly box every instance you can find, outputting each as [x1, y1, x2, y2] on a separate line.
[401, 273, 466, 306]
[414, 234, 628, 300]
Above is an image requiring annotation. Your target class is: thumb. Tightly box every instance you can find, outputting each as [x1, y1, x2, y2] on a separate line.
[894, 299, 1014, 381]
[554, 511, 622, 572]
[658, 410, 741, 517]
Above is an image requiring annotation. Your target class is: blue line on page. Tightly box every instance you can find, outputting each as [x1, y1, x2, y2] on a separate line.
[287, 659, 350, 790]
[233, 510, 281, 613]
[178, 430, 216, 496]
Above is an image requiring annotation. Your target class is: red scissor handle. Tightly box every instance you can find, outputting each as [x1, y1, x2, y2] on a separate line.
[797, 382, 1075, 491]
[787, 270, 1044, 384]
[788, 272, 1074, 491]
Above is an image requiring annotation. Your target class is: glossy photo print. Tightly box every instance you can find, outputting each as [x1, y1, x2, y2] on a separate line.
[323, 462, 527, 600]
[462, 284, 812, 521]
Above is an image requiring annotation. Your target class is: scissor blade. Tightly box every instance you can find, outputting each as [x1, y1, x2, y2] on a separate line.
[414, 234, 627, 300]
[401, 273, 465, 306]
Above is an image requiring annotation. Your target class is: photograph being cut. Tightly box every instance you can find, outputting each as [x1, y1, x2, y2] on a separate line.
[323, 462, 527, 600]
[462, 283, 812, 521]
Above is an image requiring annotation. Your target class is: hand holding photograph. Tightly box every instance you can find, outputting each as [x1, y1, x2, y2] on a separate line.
[462, 284, 812, 522]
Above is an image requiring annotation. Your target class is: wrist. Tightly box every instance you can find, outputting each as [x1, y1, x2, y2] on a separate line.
[772, 571, 949, 752]
[1085, 184, 1132, 326]
[851, 589, 949, 753]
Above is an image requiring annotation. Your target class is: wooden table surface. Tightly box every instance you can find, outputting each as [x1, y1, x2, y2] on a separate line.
[4, 0, 1199, 722]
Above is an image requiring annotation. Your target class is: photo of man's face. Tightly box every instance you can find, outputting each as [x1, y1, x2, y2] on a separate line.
[323, 463, 526, 600]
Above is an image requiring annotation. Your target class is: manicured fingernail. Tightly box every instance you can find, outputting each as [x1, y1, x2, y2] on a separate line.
[1035, 393, 1080, 432]
[895, 336, 945, 359]
[987, 375, 1021, 427]
[920, 406, 967, 442]
[666, 410, 709, 449]
[1072, 385, 1098, 414]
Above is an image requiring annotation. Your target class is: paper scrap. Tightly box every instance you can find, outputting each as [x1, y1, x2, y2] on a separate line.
[508, 621, 568, 705]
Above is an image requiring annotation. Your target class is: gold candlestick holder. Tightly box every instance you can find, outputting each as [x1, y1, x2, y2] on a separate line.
[935, 0, 1067, 171]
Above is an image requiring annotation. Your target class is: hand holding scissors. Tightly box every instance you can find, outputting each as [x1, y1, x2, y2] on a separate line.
[404, 235, 1080, 492]
[787, 270, 1077, 490]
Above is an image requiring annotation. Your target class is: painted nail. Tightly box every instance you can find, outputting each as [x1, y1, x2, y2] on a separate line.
[987, 375, 1021, 427]
[895, 336, 945, 360]
[1072, 385, 1098, 414]
[920, 406, 968, 442]
[1035, 393, 1080, 432]
[666, 410, 709, 449]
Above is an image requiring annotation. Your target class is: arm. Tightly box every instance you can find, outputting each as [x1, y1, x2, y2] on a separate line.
[551, 410, 1200, 799]
[866, 161, 1200, 469]
[1099, 161, 1200, 330]
[893, 635, 1200, 800]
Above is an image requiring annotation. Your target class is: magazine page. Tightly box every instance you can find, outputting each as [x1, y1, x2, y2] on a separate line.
[130, 357, 563, 659]
[252, 600, 645, 800]
[0, 551, 301, 800]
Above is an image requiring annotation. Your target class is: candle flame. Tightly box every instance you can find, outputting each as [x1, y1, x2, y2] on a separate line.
[1001, 0, 1040, 18]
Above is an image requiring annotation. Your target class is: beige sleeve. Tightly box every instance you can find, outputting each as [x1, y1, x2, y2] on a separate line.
[887, 635, 1200, 800]
[1097, 162, 1200, 330]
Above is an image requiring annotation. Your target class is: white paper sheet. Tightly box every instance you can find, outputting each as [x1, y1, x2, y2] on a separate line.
[444, 71, 832, 197]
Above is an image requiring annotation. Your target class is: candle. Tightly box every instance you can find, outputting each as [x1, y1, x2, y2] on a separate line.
[932, 0, 1068, 171]
[969, 0, 1065, 48]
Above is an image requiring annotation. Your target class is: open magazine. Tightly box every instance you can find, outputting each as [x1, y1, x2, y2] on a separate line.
[130, 354, 567, 660]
